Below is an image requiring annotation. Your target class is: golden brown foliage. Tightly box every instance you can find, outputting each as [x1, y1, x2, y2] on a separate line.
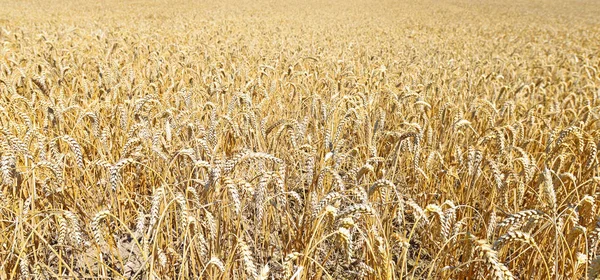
[0, 0, 600, 279]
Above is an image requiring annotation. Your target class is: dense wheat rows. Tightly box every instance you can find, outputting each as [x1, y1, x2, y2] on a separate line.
[1, 0, 600, 279]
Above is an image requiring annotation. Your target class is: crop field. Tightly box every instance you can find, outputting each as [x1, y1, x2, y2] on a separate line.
[1, 0, 600, 279]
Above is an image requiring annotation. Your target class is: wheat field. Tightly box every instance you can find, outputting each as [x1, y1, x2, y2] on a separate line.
[1, 0, 600, 279]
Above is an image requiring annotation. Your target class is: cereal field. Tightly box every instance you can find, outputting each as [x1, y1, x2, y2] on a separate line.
[1, 0, 600, 279]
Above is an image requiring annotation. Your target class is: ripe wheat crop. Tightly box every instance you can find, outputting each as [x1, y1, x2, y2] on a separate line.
[1, 0, 600, 279]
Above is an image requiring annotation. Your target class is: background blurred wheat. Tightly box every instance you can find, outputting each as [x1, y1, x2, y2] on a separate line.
[1, 0, 600, 279]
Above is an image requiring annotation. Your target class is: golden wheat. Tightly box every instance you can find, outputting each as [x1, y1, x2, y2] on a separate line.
[0, 0, 599, 278]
